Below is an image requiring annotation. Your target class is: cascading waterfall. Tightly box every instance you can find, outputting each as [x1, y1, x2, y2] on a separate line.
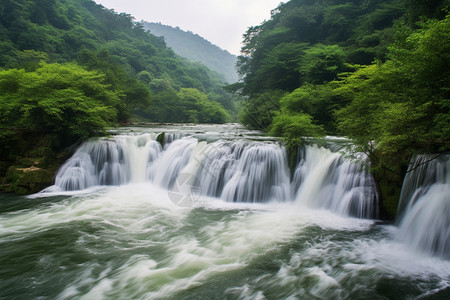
[192, 141, 248, 198]
[148, 137, 197, 188]
[46, 132, 379, 218]
[397, 154, 449, 215]
[51, 134, 161, 191]
[194, 141, 291, 203]
[221, 142, 290, 202]
[396, 154, 450, 259]
[293, 145, 378, 219]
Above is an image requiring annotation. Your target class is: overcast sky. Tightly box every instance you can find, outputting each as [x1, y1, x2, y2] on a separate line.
[94, 0, 282, 55]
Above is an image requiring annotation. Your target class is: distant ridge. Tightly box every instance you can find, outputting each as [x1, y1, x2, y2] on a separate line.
[143, 21, 239, 83]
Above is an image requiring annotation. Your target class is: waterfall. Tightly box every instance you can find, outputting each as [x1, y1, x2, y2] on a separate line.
[46, 132, 379, 219]
[148, 137, 197, 188]
[192, 141, 248, 198]
[52, 134, 161, 191]
[157, 132, 183, 149]
[294, 145, 378, 219]
[194, 141, 291, 203]
[396, 154, 450, 259]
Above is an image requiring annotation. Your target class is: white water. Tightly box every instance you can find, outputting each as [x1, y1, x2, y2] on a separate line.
[51, 134, 161, 191]
[294, 145, 378, 219]
[6, 184, 449, 299]
[46, 129, 378, 218]
[42, 126, 450, 260]
[148, 137, 197, 188]
[2, 125, 450, 299]
[195, 141, 291, 203]
[396, 154, 450, 259]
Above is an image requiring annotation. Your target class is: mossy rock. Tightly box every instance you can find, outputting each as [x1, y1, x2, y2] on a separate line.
[3, 166, 54, 194]
[17, 157, 42, 167]
[378, 182, 401, 217]
[156, 132, 165, 147]
[0, 129, 79, 195]
[28, 146, 53, 158]
[372, 165, 406, 220]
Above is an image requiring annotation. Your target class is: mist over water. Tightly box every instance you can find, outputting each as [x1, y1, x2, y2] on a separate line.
[1, 125, 449, 299]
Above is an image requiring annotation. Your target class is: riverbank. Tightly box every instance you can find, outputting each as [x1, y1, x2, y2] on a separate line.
[0, 129, 76, 194]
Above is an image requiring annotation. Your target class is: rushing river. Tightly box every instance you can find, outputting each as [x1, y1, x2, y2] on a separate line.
[1, 124, 449, 299]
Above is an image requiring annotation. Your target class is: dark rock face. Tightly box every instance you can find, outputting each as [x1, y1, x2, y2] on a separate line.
[0, 129, 75, 195]
[3, 166, 54, 194]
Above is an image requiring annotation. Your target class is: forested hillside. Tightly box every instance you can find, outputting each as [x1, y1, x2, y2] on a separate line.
[235, 0, 450, 216]
[0, 0, 234, 125]
[144, 22, 239, 83]
[0, 0, 234, 193]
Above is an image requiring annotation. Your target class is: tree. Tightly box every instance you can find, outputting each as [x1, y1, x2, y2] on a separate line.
[177, 88, 231, 123]
[335, 14, 450, 167]
[277, 82, 347, 134]
[236, 0, 406, 135]
[299, 44, 347, 84]
[0, 62, 120, 144]
[239, 90, 286, 130]
[270, 113, 325, 148]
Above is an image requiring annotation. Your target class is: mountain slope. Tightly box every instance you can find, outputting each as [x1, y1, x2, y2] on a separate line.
[0, 0, 235, 122]
[143, 22, 239, 83]
[0, 0, 225, 90]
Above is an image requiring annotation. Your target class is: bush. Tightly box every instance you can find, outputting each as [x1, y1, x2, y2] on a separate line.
[0, 62, 121, 144]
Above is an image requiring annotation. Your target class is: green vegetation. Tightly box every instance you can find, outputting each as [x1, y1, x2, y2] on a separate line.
[236, 0, 407, 133]
[0, 0, 235, 193]
[336, 16, 450, 159]
[143, 22, 239, 84]
[136, 87, 230, 123]
[236, 0, 449, 147]
[0, 0, 234, 124]
[0, 62, 121, 142]
[0, 59, 123, 193]
[235, 0, 450, 217]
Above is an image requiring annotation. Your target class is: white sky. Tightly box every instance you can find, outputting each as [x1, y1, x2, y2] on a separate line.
[94, 0, 283, 55]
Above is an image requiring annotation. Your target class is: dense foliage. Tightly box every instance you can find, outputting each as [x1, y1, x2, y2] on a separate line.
[236, 0, 449, 152]
[336, 15, 450, 159]
[236, 0, 406, 132]
[143, 22, 239, 84]
[0, 0, 233, 125]
[0, 62, 120, 142]
[136, 87, 230, 123]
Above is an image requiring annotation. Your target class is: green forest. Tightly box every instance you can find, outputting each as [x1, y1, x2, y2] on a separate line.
[0, 0, 235, 193]
[233, 0, 450, 216]
[0, 0, 235, 131]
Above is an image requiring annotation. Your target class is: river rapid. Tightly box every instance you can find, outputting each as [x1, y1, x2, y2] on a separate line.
[1, 124, 449, 299]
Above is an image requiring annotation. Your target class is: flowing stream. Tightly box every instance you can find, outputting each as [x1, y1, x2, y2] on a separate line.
[1, 124, 449, 299]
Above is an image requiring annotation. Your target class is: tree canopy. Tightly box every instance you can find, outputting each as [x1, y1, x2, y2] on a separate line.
[235, 0, 449, 153]
[336, 15, 450, 158]
[0, 62, 120, 142]
[0, 0, 235, 124]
